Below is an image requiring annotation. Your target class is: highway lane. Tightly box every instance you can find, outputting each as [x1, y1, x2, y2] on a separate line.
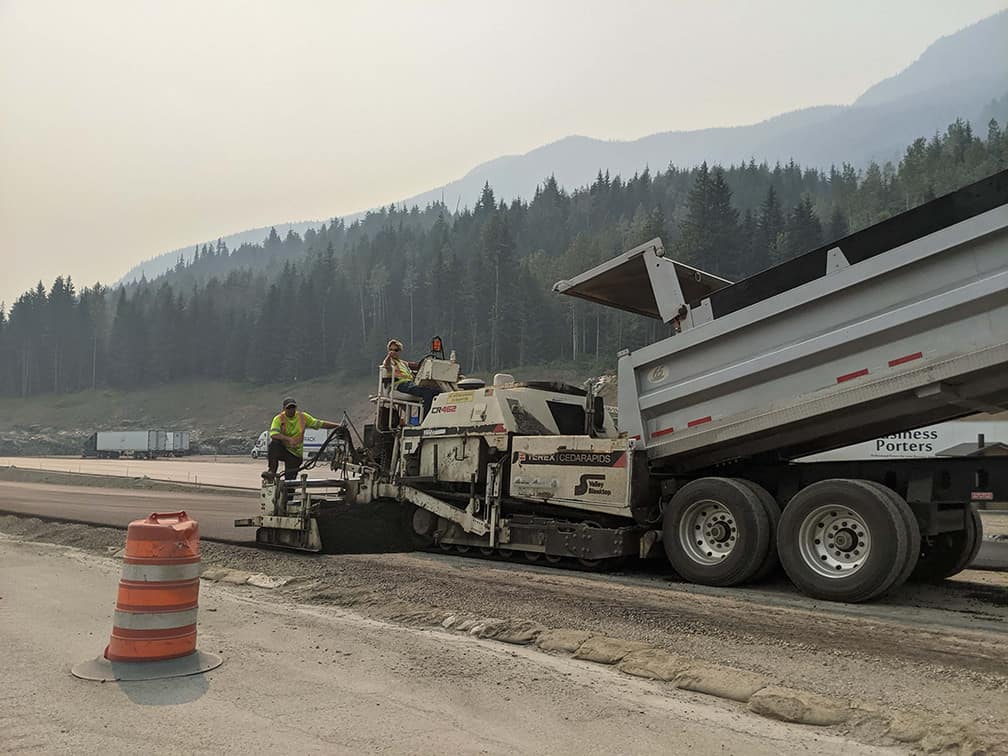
[0, 455, 341, 489]
[0, 481, 258, 543]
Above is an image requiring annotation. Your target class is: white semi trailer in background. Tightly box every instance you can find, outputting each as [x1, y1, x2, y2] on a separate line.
[83, 431, 163, 459]
[240, 169, 1008, 603]
[166, 431, 191, 456]
[82, 430, 192, 459]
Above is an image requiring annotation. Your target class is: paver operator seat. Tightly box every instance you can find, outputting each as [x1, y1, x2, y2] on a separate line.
[374, 337, 462, 431]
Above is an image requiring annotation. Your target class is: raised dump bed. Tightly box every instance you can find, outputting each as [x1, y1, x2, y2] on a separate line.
[557, 170, 1008, 473]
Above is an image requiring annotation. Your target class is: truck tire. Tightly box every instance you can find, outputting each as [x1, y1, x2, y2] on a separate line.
[733, 479, 781, 583]
[663, 477, 770, 587]
[911, 507, 983, 582]
[859, 481, 920, 597]
[777, 479, 909, 603]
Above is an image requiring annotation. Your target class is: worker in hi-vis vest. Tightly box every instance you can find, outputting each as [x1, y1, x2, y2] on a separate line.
[264, 397, 342, 481]
[382, 338, 442, 415]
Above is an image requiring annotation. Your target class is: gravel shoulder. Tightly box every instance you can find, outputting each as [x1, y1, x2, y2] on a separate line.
[1, 536, 893, 755]
[2, 513, 1005, 752]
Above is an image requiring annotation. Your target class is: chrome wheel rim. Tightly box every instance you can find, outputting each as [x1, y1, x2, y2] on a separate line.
[797, 505, 872, 578]
[678, 498, 737, 565]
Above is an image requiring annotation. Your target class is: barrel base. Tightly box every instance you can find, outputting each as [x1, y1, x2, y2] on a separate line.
[71, 650, 222, 682]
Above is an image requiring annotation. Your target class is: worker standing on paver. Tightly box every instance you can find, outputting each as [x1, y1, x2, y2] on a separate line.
[264, 397, 342, 481]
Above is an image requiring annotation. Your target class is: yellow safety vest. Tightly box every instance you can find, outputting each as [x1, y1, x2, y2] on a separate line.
[273, 411, 305, 454]
[392, 358, 414, 387]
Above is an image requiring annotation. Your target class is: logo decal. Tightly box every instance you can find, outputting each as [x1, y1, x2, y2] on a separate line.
[573, 474, 612, 497]
[648, 365, 667, 384]
[512, 450, 626, 467]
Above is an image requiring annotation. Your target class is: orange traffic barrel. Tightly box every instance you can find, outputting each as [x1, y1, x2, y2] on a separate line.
[72, 511, 222, 682]
[106, 511, 201, 662]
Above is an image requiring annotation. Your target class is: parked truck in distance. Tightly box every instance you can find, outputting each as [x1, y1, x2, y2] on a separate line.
[250, 429, 333, 461]
[165, 431, 191, 457]
[82, 430, 192, 459]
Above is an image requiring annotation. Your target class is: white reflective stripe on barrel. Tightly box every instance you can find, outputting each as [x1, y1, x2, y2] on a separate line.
[120, 562, 202, 582]
[113, 608, 199, 630]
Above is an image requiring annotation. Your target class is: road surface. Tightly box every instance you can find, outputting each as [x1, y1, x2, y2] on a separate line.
[0, 481, 257, 543]
[1, 538, 886, 755]
[0, 455, 344, 489]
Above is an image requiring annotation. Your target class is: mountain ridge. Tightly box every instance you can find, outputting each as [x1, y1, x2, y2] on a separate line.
[122, 10, 1008, 285]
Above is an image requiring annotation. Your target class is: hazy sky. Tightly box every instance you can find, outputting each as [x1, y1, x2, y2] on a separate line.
[2, 0, 1006, 309]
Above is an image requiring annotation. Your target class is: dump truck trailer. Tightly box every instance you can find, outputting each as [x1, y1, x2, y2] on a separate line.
[238, 169, 1008, 602]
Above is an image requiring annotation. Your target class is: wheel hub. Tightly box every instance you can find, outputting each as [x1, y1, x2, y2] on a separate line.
[679, 499, 737, 566]
[797, 505, 872, 579]
[832, 528, 857, 552]
[709, 521, 731, 543]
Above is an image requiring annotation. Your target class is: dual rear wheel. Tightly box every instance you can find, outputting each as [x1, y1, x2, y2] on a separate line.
[777, 480, 919, 603]
[662, 477, 777, 588]
[663, 477, 927, 602]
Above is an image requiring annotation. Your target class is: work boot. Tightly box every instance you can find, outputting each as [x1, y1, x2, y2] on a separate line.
[261, 470, 278, 482]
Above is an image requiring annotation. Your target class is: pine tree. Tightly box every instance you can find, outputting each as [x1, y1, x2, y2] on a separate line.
[674, 162, 711, 266]
[783, 196, 823, 260]
[827, 205, 849, 242]
[756, 185, 785, 266]
[706, 168, 740, 277]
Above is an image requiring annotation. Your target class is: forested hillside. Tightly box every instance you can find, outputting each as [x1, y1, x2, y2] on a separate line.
[1, 118, 1005, 399]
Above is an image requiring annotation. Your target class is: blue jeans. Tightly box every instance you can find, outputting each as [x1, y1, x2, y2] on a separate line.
[396, 381, 441, 415]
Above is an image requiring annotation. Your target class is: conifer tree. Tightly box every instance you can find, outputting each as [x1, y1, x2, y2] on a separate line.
[783, 196, 823, 260]
[756, 185, 785, 266]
